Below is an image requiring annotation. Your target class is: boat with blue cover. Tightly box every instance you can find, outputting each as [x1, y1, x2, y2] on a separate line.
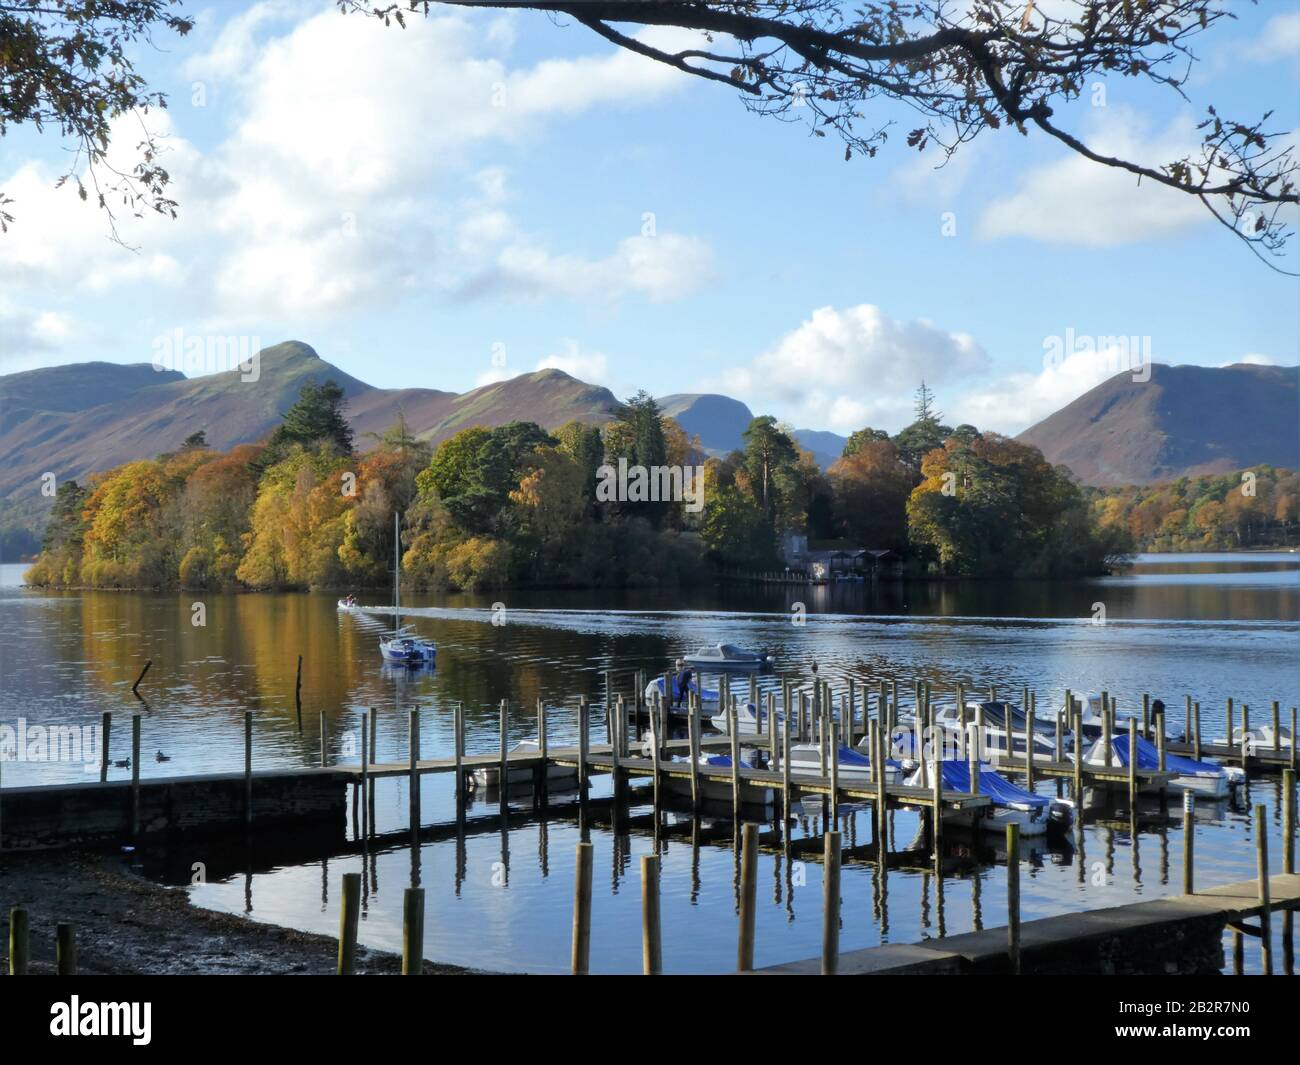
[1078, 734, 1243, 798]
[645, 674, 720, 711]
[666, 748, 773, 804]
[929, 700, 1060, 760]
[905, 760, 1074, 836]
[784, 743, 903, 785]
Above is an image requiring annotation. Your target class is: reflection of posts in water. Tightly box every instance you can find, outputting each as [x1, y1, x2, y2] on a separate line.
[538, 697, 549, 812]
[454, 702, 466, 821]
[454, 818, 466, 897]
[691, 817, 702, 904]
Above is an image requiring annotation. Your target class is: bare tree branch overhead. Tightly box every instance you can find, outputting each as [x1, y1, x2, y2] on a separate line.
[339, 0, 1299, 271]
[0, 1, 194, 245]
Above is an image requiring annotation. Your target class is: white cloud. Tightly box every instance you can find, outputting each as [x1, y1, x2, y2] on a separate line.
[1226, 353, 1278, 367]
[951, 348, 1128, 434]
[1243, 11, 1300, 65]
[0, 8, 712, 331]
[977, 109, 1206, 246]
[707, 304, 990, 432]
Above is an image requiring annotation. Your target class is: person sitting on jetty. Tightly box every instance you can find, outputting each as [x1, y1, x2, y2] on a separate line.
[672, 659, 694, 708]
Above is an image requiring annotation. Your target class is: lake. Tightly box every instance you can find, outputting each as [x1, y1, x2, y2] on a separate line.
[1, 553, 1297, 973]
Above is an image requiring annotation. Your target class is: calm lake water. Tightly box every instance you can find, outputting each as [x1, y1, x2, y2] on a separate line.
[1, 553, 1297, 973]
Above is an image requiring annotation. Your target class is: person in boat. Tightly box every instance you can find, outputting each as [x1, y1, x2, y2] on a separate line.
[346, 592, 357, 606]
[672, 659, 694, 708]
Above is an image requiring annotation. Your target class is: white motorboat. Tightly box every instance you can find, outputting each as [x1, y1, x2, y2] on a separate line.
[664, 750, 773, 805]
[906, 761, 1074, 837]
[931, 700, 1060, 761]
[644, 675, 720, 711]
[682, 643, 774, 672]
[709, 699, 772, 735]
[471, 738, 577, 789]
[781, 743, 902, 785]
[1077, 734, 1243, 798]
[1210, 723, 1294, 756]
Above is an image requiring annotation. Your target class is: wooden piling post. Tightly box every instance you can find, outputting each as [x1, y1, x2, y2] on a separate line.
[454, 702, 465, 797]
[829, 722, 840, 822]
[1142, 693, 1150, 740]
[1272, 701, 1281, 756]
[337, 872, 361, 975]
[1286, 770, 1296, 878]
[409, 708, 420, 828]
[1156, 713, 1166, 773]
[1291, 708, 1297, 772]
[1256, 803, 1272, 976]
[577, 695, 589, 791]
[244, 710, 254, 826]
[1006, 823, 1021, 975]
[571, 841, 593, 974]
[1025, 701, 1035, 791]
[729, 705, 740, 812]
[319, 709, 327, 767]
[653, 694, 665, 810]
[1226, 697, 1235, 751]
[498, 698, 509, 789]
[1193, 701, 1202, 761]
[768, 691, 777, 761]
[99, 711, 111, 783]
[1127, 719, 1137, 811]
[1072, 709, 1083, 801]
[931, 755, 943, 861]
[56, 922, 76, 975]
[1101, 691, 1112, 768]
[641, 853, 662, 975]
[131, 658, 151, 697]
[781, 704, 792, 821]
[688, 708, 701, 813]
[402, 887, 424, 975]
[822, 830, 842, 975]
[359, 711, 369, 839]
[131, 713, 141, 837]
[737, 822, 758, 971]
[848, 678, 857, 741]
[8, 908, 29, 975]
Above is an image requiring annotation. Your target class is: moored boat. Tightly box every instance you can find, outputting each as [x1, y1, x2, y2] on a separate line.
[1077, 734, 1243, 797]
[905, 760, 1074, 836]
[682, 643, 774, 672]
[471, 738, 577, 788]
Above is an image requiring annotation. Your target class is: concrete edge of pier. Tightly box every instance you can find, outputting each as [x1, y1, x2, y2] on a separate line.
[755, 873, 1300, 975]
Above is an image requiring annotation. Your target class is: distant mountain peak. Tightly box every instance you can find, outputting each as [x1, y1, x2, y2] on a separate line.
[1018, 361, 1300, 486]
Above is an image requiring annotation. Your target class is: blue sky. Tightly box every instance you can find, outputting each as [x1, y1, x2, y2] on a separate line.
[1, 0, 1297, 435]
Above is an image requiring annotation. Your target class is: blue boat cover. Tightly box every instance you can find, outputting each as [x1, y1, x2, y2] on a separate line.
[938, 760, 1048, 808]
[1109, 735, 1221, 777]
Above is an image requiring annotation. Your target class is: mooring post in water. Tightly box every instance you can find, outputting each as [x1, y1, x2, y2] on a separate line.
[244, 711, 253, 826]
[1006, 822, 1021, 974]
[132, 658, 151, 698]
[1256, 803, 1272, 976]
[1128, 719, 1137, 811]
[295, 654, 303, 732]
[1284, 770, 1295, 968]
[359, 711, 370, 839]
[1142, 693, 1150, 740]
[641, 853, 662, 976]
[652, 694, 664, 810]
[56, 922, 76, 976]
[1193, 701, 1202, 761]
[1182, 791, 1196, 895]
[688, 704, 701, 813]
[781, 704, 793, 822]
[1291, 708, 1297, 772]
[822, 829, 842, 975]
[829, 721, 840, 822]
[768, 691, 777, 760]
[337, 872, 361, 975]
[454, 702, 465, 797]
[498, 699, 508, 789]
[131, 714, 141, 837]
[401, 886, 424, 976]
[1227, 697, 1235, 751]
[729, 704, 741, 812]
[8, 907, 29, 975]
[1101, 691, 1112, 768]
[571, 841, 593, 975]
[99, 710, 111, 783]
[1156, 713, 1166, 773]
[1025, 701, 1035, 791]
[931, 757, 943, 861]
[1272, 701, 1281, 756]
[1054, 705, 1063, 764]
[577, 696, 589, 793]
[409, 708, 420, 829]
[848, 678, 857, 742]
[737, 822, 758, 971]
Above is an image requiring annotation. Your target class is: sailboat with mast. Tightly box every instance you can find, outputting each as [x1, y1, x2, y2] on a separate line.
[378, 513, 436, 666]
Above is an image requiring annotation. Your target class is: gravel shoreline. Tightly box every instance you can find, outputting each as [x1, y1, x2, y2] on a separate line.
[0, 849, 483, 975]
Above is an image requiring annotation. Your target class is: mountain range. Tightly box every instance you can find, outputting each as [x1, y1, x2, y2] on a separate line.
[2, 342, 1296, 549]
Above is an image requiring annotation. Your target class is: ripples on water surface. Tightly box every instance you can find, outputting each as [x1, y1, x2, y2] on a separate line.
[1, 554, 1297, 973]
